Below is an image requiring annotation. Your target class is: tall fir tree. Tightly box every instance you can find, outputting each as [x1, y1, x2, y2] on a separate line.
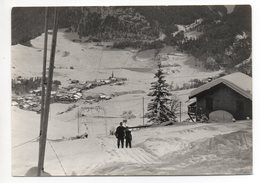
[147, 62, 176, 124]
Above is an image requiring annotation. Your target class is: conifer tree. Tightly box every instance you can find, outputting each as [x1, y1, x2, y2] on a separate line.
[147, 62, 176, 124]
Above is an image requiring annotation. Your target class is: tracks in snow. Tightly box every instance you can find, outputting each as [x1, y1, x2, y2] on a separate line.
[106, 147, 159, 165]
[82, 136, 160, 174]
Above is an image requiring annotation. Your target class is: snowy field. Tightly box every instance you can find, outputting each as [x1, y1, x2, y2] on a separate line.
[11, 30, 251, 176]
[12, 107, 252, 176]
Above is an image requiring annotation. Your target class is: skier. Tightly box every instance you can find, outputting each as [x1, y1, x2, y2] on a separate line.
[125, 126, 132, 148]
[115, 122, 125, 148]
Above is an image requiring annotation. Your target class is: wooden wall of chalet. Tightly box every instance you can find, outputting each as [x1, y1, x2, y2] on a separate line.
[196, 83, 252, 120]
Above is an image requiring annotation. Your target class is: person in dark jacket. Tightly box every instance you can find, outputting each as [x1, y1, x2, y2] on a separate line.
[115, 122, 125, 148]
[125, 126, 132, 148]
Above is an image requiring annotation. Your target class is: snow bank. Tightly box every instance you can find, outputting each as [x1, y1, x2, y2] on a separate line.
[91, 128, 252, 175]
[167, 130, 252, 175]
[209, 110, 234, 123]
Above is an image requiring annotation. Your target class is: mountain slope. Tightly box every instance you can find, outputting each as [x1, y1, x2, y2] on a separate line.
[175, 5, 251, 73]
[12, 6, 227, 44]
[11, 5, 251, 74]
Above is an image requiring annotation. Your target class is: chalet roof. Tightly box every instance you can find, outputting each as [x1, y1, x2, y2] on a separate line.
[189, 72, 252, 100]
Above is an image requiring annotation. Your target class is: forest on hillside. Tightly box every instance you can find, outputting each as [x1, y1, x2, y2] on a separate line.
[11, 5, 251, 75]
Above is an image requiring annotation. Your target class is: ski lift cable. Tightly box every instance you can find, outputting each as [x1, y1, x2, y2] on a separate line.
[94, 92, 189, 103]
[135, 73, 217, 81]
[47, 141, 67, 176]
[12, 136, 40, 149]
[62, 93, 190, 122]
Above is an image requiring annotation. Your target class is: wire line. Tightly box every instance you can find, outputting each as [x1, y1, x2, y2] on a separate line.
[12, 136, 39, 149]
[47, 141, 67, 176]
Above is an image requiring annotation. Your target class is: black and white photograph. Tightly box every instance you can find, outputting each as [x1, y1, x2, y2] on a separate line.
[8, 4, 253, 177]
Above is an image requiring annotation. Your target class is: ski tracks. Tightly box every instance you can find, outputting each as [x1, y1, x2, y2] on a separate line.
[101, 136, 159, 164]
[83, 136, 161, 174]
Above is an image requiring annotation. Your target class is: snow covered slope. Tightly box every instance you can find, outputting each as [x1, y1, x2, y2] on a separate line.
[12, 30, 240, 176]
[12, 109, 251, 176]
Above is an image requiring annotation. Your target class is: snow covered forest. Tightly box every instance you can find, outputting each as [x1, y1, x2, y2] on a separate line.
[11, 5, 252, 176]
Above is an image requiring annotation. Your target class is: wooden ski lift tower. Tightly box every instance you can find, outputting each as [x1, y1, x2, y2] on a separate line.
[37, 7, 59, 176]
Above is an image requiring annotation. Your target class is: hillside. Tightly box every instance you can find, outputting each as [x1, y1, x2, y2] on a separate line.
[12, 6, 226, 44]
[11, 5, 251, 74]
[175, 5, 251, 74]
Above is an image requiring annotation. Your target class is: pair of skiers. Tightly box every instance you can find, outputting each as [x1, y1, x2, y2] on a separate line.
[115, 121, 132, 148]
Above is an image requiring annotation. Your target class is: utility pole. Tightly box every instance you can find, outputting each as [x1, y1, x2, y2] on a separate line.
[40, 7, 49, 133]
[142, 97, 145, 126]
[103, 107, 107, 136]
[179, 101, 182, 122]
[37, 8, 59, 176]
[37, 7, 49, 176]
[77, 107, 80, 136]
[105, 119, 107, 136]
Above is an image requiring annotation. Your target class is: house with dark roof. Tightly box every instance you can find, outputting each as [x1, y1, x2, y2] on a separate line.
[188, 72, 252, 122]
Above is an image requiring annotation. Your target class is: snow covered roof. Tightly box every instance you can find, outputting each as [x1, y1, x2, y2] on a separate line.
[189, 72, 252, 100]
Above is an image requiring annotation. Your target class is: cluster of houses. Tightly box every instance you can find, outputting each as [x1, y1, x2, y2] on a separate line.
[12, 76, 127, 113]
[12, 71, 252, 123]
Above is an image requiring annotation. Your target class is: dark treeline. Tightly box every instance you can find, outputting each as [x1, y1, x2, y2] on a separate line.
[173, 6, 251, 72]
[12, 77, 61, 95]
[11, 7, 73, 45]
[12, 77, 42, 95]
[11, 6, 227, 45]
[12, 6, 251, 74]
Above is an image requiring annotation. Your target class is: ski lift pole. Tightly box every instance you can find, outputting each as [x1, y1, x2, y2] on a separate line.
[37, 8, 59, 176]
[40, 7, 49, 136]
[142, 97, 145, 125]
[78, 107, 80, 136]
[104, 108, 107, 136]
[180, 101, 181, 122]
[38, 7, 49, 176]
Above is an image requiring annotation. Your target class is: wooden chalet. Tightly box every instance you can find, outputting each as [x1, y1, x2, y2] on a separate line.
[188, 72, 252, 122]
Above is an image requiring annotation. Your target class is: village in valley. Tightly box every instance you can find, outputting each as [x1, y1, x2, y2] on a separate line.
[11, 6, 252, 176]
